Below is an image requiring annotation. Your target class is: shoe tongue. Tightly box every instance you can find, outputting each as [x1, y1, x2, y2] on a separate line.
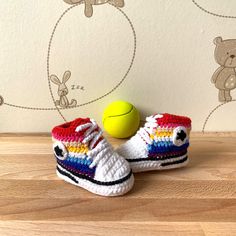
[71, 118, 93, 137]
[155, 113, 191, 127]
[70, 118, 91, 130]
[52, 118, 93, 142]
[71, 118, 103, 147]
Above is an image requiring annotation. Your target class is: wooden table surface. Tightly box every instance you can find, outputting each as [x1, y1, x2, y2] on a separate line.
[0, 133, 235, 236]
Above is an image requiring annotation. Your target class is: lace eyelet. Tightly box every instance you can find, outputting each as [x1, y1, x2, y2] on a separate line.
[173, 126, 188, 147]
[53, 141, 68, 160]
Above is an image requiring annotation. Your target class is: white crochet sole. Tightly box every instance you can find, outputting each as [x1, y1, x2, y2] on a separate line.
[128, 154, 189, 173]
[56, 164, 134, 197]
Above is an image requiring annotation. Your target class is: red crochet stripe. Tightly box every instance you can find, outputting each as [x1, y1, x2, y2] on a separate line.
[52, 118, 91, 142]
[157, 113, 191, 127]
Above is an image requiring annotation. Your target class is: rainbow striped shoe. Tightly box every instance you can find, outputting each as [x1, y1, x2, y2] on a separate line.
[52, 118, 134, 196]
[117, 114, 191, 172]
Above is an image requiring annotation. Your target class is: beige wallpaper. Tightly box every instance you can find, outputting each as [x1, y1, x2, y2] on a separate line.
[1, 0, 236, 132]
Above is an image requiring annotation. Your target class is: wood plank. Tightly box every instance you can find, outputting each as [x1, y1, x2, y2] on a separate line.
[0, 198, 235, 221]
[0, 221, 205, 236]
[0, 221, 235, 236]
[1, 135, 236, 161]
[0, 152, 236, 180]
[0, 133, 236, 234]
[1, 165, 236, 181]
[0, 179, 235, 199]
[201, 222, 236, 236]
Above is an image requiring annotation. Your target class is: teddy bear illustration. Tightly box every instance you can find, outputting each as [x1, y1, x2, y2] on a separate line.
[211, 37, 236, 102]
[63, 0, 124, 17]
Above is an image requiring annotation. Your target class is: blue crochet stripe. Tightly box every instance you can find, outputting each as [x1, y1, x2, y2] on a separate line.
[147, 142, 189, 154]
[57, 155, 96, 177]
[66, 155, 93, 166]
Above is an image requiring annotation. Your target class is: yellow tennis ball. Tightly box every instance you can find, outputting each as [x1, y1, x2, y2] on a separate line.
[102, 100, 140, 138]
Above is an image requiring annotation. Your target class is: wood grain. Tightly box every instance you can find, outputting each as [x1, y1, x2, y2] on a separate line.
[0, 133, 235, 235]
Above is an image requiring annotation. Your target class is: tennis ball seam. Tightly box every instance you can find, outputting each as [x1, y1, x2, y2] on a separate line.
[102, 106, 134, 125]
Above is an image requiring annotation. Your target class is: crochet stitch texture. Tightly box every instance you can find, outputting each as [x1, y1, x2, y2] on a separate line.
[116, 113, 192, 172]
[52, 118, 134, 196]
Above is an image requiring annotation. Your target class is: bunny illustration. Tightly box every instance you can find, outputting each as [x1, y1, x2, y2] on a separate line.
[63, 0, 124, 17]
[50, 71, 77, 108]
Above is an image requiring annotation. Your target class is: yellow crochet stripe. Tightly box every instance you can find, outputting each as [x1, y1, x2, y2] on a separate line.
[67, 144, 89, 154]
[150, 128, 191, 140]
[149, 127, 191, 140]
[150, 131, 173, 140]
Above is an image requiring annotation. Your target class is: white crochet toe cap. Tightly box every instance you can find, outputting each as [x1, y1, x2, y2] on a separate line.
[94, 152, 131, 182]
[116, 135, 148, 160]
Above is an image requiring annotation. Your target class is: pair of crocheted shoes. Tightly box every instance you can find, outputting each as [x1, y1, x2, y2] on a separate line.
[51, 113, 191, 196]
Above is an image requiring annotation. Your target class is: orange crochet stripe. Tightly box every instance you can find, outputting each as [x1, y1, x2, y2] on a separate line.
[67, 144, 89, 154]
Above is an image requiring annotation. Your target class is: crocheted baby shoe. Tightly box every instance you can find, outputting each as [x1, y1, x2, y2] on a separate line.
[52, 118, 134, 196]
[116, 113, 191, 172]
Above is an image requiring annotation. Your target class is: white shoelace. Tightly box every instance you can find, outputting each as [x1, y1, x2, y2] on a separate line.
[137, 114, 163, 144]
[75, 119, 111, 168]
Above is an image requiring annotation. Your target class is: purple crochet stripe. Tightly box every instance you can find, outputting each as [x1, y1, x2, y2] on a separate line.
[57, 160, 95, 179]
[148, 150, 187, 159]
